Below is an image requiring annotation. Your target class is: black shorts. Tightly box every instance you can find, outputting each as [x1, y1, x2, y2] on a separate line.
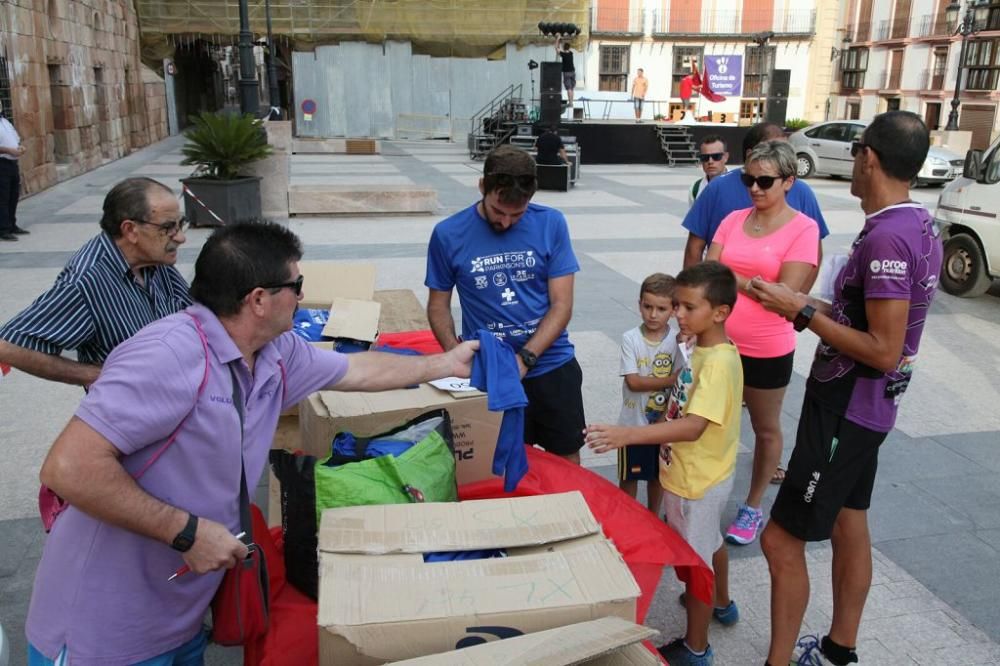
[770, 395, 887, 542]
[618, 444, 659, 481]
[741, 351, 794, 390]
[522, 357, 585, 456]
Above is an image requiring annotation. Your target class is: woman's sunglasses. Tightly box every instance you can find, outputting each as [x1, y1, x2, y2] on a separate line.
[740, 173, 784, 190]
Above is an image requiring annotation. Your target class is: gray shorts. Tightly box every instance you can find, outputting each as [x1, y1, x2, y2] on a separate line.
[563, 71, 576, 90]
[664, 474, 734, 570]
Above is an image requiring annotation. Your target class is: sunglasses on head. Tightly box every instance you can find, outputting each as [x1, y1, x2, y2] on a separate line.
[699, 152, 725, 163]
[740, 173, 784, 190]
[487, 172, 536, 189]
[253, 274, 304, 297]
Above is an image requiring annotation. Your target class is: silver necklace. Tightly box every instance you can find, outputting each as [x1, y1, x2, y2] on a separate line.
[751, 211, 762, 234]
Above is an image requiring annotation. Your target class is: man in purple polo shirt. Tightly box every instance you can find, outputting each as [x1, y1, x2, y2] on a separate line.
[750, 111, 943, 666]
[25, 221, 478, 666]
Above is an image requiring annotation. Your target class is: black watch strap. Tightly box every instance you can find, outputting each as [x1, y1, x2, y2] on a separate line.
[793, 304, 816, 332]
[518, 347, 538, 369]
[171, 513, 198, 552]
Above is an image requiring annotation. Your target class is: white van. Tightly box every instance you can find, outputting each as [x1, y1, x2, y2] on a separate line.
[934, 136, 1000, 297]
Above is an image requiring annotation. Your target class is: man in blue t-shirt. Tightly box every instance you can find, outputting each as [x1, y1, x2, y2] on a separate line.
[425, 145, 586, 462]
[682, 122, 830, 290]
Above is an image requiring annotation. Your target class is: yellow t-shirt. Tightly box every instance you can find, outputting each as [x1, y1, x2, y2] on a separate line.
[659, 342, 743, 500]
[632, 76, 649, 99]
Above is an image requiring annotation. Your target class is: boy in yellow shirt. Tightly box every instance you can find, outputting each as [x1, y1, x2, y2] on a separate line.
[585, 261, 743, 666]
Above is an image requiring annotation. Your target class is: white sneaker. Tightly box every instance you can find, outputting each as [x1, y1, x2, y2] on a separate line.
[790, 635, 832, 665]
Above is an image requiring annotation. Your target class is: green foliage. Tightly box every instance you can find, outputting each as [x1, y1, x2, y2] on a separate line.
[180, 112, 273, 180]
[783, 118, 812, 131]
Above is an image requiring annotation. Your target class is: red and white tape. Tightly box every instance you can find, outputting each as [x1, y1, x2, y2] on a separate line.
[181, 184, 227, 226]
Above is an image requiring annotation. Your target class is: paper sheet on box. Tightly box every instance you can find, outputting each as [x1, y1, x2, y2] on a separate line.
[428, 377, 478, 392]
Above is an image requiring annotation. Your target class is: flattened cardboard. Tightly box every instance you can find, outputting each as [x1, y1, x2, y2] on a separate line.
[321, 297, 381, 343]
[298, 261, 376, 309]
[300, 384, 500, 486]
[373, 289, 429, 333]
[317, 494, 642, 665]
[318, 492, 600, 555]
[387, 617, 658, 665]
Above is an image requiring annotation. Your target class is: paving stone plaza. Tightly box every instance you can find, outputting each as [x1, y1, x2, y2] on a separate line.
[1, 135, 999, 665]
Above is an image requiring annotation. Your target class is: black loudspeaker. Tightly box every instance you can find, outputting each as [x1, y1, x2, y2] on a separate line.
[540, 92, 562, 125]
[766, 69, 790, 126]
[541, 62, 562, 93]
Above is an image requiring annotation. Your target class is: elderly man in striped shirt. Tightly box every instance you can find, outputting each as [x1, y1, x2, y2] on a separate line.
[0, 177, 192, 386]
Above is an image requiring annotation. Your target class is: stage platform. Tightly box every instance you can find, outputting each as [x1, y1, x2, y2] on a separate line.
[546, 121, 750, 165]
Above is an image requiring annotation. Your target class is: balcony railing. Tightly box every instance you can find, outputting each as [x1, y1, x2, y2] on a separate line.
[877, 19, 890, 40]
[651, 8, 815, 35]
[920, 67, 947, 90]
[591, 5, 644, 35]
[916, 13, 959, 37]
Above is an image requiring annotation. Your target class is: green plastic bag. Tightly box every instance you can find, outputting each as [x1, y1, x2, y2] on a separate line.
[313, 410, 458, 526]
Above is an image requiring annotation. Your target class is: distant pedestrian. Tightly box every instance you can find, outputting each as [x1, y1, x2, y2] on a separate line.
[0, 99, 27, 241]
[753, 111, 943, 666]
[631, 68, 649, 122]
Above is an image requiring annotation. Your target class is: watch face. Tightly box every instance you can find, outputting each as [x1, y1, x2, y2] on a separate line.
[172, 535, 194, 552]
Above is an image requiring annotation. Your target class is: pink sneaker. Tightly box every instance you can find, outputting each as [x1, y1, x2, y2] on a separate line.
[725, 504, 763, 545]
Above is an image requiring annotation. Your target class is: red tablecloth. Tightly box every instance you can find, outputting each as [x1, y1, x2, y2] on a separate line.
[246, 445, 714, 665]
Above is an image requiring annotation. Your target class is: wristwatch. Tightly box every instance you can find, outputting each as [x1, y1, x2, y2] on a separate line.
[170, 513, 199, 552]
[517, 347, 538, 369]
[793, 304, 816, 332]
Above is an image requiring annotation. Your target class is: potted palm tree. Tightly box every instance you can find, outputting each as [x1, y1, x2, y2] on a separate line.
[180, 112, 273, 226]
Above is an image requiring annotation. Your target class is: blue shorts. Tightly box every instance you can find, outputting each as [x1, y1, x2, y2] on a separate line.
[29, 628, 208, 666]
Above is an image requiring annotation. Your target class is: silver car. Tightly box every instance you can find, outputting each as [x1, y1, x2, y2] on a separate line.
[789, 120, 964, 186]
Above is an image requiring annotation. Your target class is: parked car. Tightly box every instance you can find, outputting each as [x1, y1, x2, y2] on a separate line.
[789, 120, 964, 186]
[934, 136, 1000, 297]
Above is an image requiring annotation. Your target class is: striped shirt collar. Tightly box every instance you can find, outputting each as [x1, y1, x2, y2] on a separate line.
[95, 230, 154, 285]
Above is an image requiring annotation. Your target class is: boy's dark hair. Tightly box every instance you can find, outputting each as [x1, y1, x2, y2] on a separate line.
[190, 220, 303, 317]
[863, 111, 930, 182]
[741, 121, 785, 160]
[640, 272, 676, 299]
[699, 134, 727, 151]
[562, 42, 571, 51]
[100, 177, 174, 238]
[675, 261, 737, 309]
[483, 145, 538, 204]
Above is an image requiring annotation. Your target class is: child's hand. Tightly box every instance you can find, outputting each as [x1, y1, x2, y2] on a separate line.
[659, 443, 672, 465]
[583, 424, 628, 454]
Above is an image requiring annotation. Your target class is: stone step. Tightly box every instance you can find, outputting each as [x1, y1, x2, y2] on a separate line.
[288, 185, 438, 215]
[292, 138, 382, 154]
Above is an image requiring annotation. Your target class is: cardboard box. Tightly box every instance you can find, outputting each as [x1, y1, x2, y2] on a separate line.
[298, 261, 376, 310]
[299, 383, 500, 486]
[387, 617, 659, 665]
[318, 492, 641, 665]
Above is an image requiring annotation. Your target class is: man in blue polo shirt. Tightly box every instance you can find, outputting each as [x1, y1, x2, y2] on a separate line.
[425, 145, 586, 463]
[682, 122, 830, 286]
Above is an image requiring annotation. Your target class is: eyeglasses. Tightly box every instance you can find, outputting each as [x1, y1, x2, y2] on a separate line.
[257, 275, 304, 297]
[487, 172, 536, 189]
[699, 152, 726, 163]
[850, 141, 881, 158]
[134, 217, 189, 237]
[740, 173, 784, 190]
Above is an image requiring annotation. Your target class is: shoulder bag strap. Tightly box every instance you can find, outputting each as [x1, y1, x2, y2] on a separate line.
[228, 364, 251, 541]
[134, 313, 211, 480]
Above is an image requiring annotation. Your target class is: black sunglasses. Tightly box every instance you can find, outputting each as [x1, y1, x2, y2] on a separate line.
[487, 172, 536, 189]
[740, 173, 784, 190]
[699, 152, 725, 163]
[851, 141, 881, 158]
[255, 275, 304, 297]
[134, 216, 189, 237]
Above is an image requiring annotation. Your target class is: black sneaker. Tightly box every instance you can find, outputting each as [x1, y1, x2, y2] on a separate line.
[12, 225, 29, 235]
[0, 232, 18, 241]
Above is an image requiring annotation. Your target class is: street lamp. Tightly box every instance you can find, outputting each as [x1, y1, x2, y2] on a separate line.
[944, 0, 989, 131]
[237, 0, 260, 115]
[831, 35, 852, 61]
[264, 0, 282, 120]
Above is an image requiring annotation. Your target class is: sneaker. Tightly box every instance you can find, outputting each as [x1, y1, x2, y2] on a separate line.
[0, 232, 17, 241]
[790, 634, 831, 665]
[11, 225, 29, 235]
[677, 593, 740, 626]
[657, 638, 714, 666]
[725, 504, 763, 545]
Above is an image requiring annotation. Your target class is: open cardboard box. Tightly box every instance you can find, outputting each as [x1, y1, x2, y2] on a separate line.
[387, 616, 660, 665]
[299, 383, 500, 486]
[317, 492, 641, 665]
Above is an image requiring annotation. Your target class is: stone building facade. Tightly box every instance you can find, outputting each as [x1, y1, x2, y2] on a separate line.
[0, 0, 169, 195]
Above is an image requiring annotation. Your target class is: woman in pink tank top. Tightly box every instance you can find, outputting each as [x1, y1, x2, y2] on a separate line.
[706, 140, 821, 546]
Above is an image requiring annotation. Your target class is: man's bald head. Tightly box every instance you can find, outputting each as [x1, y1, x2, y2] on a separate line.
[742, 122, 786, 161]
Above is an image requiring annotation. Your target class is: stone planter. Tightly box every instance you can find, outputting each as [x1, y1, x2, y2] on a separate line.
[181, 176, 263, 227]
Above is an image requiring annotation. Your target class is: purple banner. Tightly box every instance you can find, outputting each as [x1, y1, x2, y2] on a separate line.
[704, 55, 743, 97]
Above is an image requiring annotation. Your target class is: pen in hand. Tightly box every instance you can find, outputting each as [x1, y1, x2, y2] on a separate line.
[168, 531, 246, 581]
